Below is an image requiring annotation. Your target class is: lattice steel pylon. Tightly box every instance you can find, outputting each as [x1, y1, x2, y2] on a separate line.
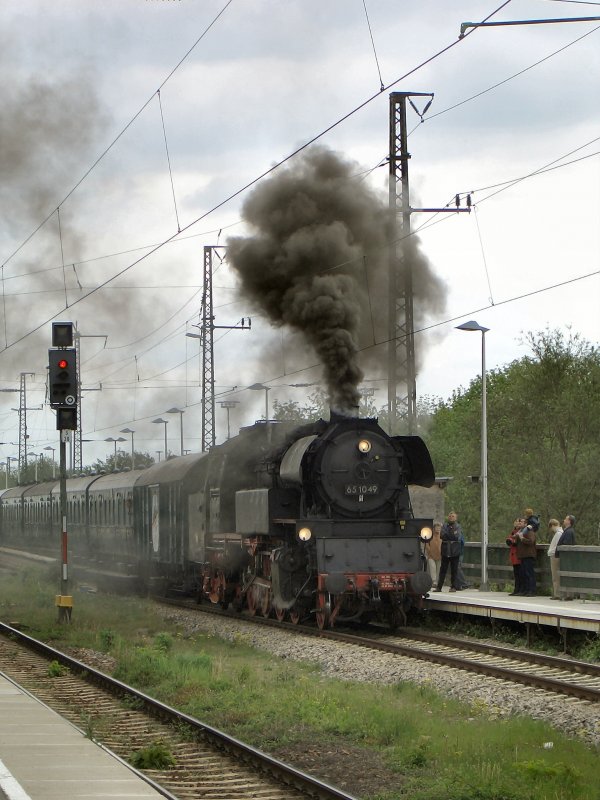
[197, 246, 250, 451]
[201, 246, 216, 452]
[73, 328, 82, 472]
[387, 91, 432, 435]
[18, 372, 35, 473]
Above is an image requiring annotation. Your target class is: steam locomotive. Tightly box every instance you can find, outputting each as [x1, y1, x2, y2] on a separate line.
[0, 414, 437, 628]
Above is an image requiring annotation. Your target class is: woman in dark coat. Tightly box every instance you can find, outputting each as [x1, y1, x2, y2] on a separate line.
[507, 517, 525, 596]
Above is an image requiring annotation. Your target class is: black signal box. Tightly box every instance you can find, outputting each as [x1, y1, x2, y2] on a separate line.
[48, 348, 77, 409]
[56, 407, 77, 431]
[52, 322, 74, 347]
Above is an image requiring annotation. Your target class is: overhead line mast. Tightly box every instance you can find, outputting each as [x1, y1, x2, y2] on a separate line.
[387, 91, 470, 434]
[189, 246, 250, 452]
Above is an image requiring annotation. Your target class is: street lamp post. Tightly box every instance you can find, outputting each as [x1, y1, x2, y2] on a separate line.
[219, 400, 239, 440]
[152, 418, 169, 460]
[33, 452, 43, 482]
[248, 383, 271, 422]
[105, 436, 126, 465]
[456, 320, 490, 591]
[44, 446, 56, 478]
[166, 408, 185, 456]
[6, 456, 15, 486]
[120, 428, 135, 470]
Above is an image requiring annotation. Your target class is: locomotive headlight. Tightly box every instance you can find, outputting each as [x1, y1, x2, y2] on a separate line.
[298, 527, 312, 542]
[357, 438, 371, 454]
[419, 526, 433, 542]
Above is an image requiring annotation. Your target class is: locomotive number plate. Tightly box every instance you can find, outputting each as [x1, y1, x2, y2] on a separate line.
[344, 484, 379, 495]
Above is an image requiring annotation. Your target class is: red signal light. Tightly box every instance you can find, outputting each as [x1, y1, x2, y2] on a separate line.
[58, 359, 68, 369]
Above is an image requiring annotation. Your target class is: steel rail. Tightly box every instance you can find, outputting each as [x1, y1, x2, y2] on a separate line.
[0, 622, 357, 800]
[393, 628, 600, 677]
[314, 629, 600, 702]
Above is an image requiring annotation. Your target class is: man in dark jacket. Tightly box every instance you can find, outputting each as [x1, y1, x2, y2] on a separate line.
[559, 515, 576, 547]
[433, 511, 462, 593]
[558, 515, 577, 599]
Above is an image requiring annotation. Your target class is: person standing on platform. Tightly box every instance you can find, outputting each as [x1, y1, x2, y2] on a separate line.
[516, 508, 539, 596]
[547, 518, 564, 599]
[559, 515, 576, 546]
[425, 522, 442, 586]
[557, 515, 577, 599]
[507, 517, 526, 596]
[433, 511, 462, 593]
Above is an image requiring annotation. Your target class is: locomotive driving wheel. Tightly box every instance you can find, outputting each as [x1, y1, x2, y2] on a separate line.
[275, 607, 286, 622]
[260, 588, 271, 617]
[208, 572, 226, 606]
[246, 585, 258, 616]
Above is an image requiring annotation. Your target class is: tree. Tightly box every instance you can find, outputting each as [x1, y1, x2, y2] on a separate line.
[425, 329, 600, 544]
[272, 388, 380, 423]
[89, 450, 155, 474]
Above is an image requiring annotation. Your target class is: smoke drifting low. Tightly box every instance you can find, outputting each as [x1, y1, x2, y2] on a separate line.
[227, 146, 446, 414]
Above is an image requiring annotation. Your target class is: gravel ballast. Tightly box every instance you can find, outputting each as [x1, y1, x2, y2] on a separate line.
[159, 605, 600, 747]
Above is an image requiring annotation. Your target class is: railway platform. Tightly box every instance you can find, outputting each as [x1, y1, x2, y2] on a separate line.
[426, 587, 600, 644]
[0, 673, 169, 800]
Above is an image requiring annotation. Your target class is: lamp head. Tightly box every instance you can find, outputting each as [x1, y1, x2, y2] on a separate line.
[456, 320, 489, 333]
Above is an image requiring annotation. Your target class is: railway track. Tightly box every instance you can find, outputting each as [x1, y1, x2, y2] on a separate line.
[350, 628, 600, 703]
[0, 622, 356, 800]
[158, 598, 600, 704]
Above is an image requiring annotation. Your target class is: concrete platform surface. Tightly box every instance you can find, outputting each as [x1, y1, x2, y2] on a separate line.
[426, 587, 600, 633]
[0, 673, 165, 799]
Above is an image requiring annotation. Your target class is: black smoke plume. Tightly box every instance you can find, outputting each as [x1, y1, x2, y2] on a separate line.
[227, 145, 446, 415]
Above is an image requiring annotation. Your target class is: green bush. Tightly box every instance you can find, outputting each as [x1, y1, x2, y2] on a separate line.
[129, 741, 175, 770]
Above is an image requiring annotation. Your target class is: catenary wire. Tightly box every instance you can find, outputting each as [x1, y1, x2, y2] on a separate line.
[4, 15, 589, 291]
[0, 0, 235, 271]
[409, 23, 600, 135]
[4, 13, 588, 290]
[0, 1, 513, 355]
[78, 137, 600, 390]
[362, 0, 385, 91]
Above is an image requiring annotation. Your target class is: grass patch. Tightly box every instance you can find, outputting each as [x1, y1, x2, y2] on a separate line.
[129, 741, 176, 770]
[2, 567, 600, 799]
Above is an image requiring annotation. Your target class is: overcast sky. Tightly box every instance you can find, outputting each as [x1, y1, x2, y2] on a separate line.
[0, 0, 598, 467]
